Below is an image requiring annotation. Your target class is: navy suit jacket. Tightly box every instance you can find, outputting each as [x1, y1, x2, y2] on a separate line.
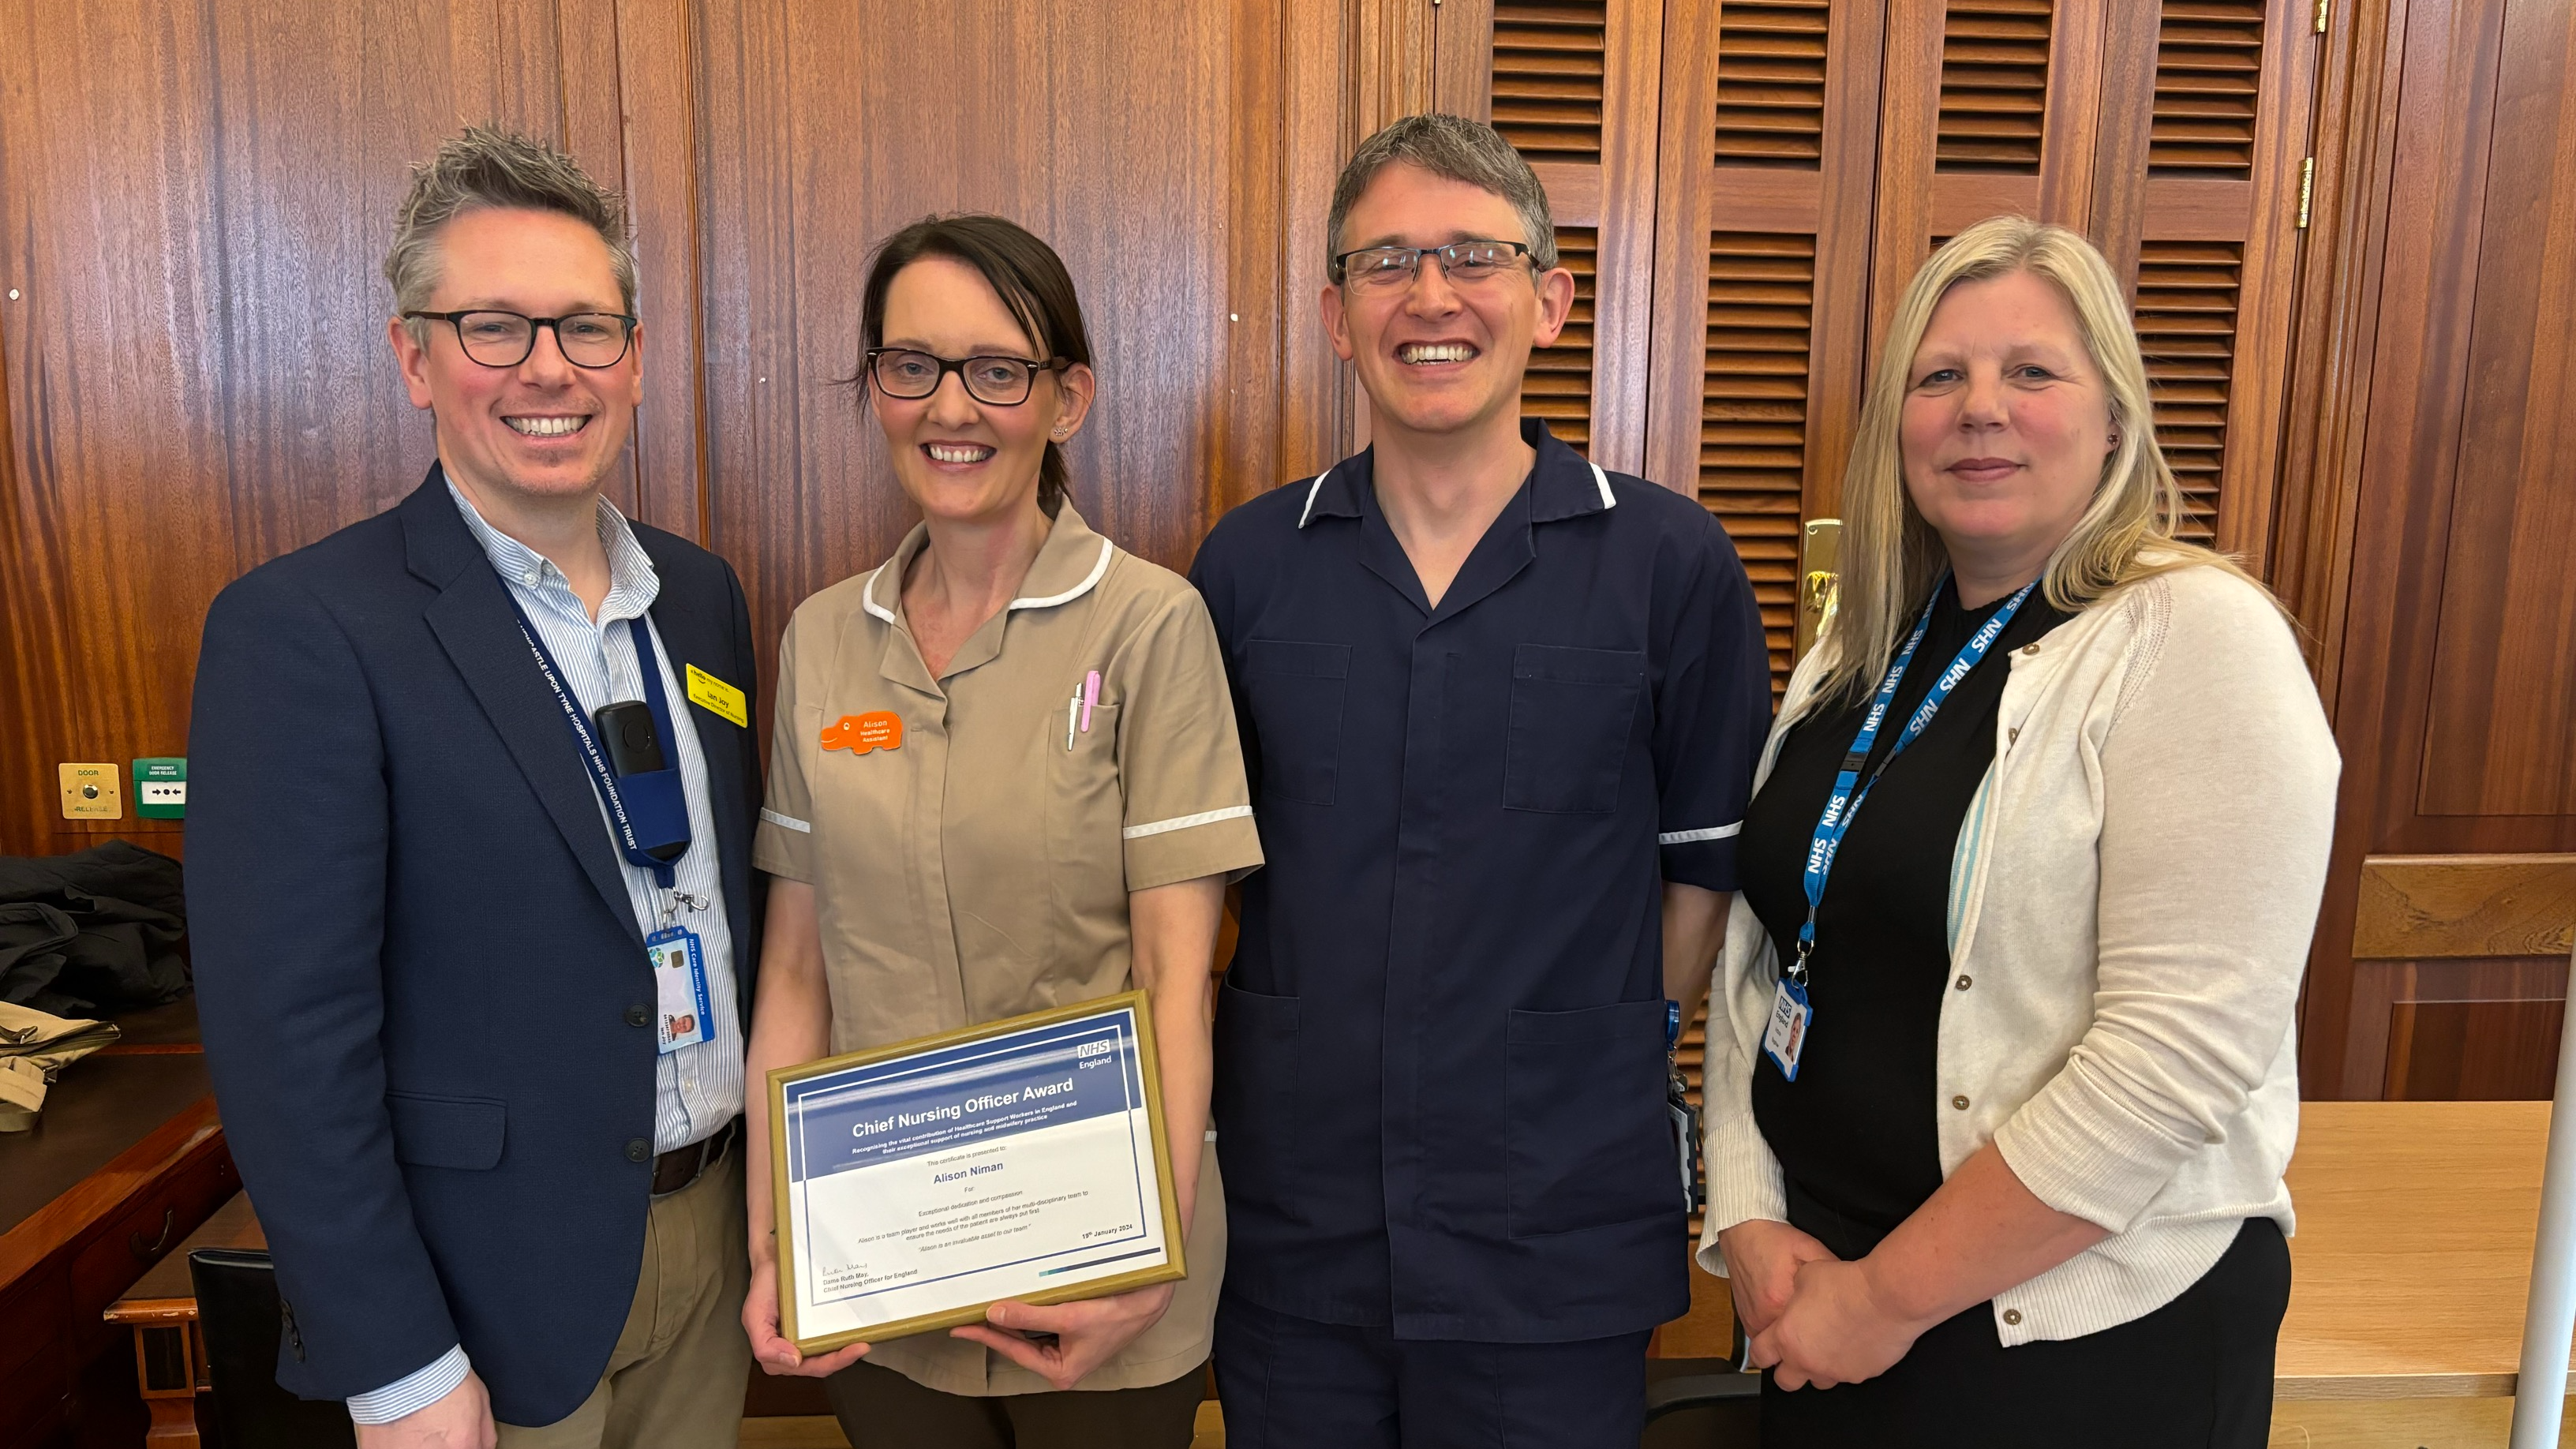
[186, 470, 766, 1425]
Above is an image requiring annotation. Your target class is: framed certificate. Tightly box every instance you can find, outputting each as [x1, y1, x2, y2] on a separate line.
[769, 990, 1185, 1353]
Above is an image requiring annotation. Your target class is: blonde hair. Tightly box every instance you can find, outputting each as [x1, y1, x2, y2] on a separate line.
[1814, 215, 2268, 706]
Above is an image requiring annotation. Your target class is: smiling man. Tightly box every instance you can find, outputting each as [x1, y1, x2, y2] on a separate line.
[1188, 114, 1774, 1447]
[188, 129, 764, 1449]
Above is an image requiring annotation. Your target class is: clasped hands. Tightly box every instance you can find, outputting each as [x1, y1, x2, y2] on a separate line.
[744, 1249, 1176, 1392]
[1717, 1219, 1937, 1391]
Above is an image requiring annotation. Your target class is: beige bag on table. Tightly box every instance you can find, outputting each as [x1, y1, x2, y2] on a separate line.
[0, 1000, 122, 1131]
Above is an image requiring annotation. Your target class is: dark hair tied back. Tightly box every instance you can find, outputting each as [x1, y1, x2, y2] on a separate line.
[857, 214, 1094, 515]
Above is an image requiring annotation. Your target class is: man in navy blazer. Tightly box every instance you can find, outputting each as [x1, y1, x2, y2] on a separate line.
[189, 129, 763, 1449]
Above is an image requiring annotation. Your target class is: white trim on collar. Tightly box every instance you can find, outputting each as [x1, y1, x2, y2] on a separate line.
[859, 564, 898, 623]
[1590, 461, 1616, 510]
[1296, 468, 1335, 529]
[1010, 537, 1115, 610]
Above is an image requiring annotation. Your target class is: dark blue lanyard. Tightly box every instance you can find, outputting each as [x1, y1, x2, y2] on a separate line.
[507, 602, 690, 889]
[1794, 575, 2035, 981]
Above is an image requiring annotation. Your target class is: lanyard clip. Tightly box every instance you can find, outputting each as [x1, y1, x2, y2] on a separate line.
[1790, 937, 1814, 985]
[671, 890, 710, 914]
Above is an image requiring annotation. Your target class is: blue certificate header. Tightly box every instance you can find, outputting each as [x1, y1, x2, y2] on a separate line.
[784, 1010, 1148, 1184]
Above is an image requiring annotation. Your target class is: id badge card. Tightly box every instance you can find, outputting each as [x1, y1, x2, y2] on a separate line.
[646, 927, 714, 1054]
[1763, 976, 1814, 1081]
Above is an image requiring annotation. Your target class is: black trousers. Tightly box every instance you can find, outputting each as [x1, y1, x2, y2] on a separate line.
[1214, 1289, 1653, 1449]
[1761, 1216, 2291, 1448]
[823, 1357, 1205, 1449]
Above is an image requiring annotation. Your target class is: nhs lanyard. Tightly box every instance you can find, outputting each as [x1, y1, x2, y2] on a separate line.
[1792, 575, 2035, 982]
[507, 601, 690, 890]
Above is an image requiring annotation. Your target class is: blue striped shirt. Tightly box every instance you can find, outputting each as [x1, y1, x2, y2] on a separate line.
[346, 484, 743, 1425]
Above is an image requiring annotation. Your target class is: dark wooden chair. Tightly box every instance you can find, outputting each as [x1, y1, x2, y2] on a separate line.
[189, 1248, 356, 1449]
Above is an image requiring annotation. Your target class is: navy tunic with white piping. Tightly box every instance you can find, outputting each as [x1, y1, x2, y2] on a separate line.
[1188, 421, 1773, 1342]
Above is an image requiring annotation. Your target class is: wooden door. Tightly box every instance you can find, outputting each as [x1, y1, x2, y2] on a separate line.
[1423, 0, 1663, 473]
[1649, 0, 1889, 689]
[1866, 0, 2316, 560]
[2285, 0, 2576, 1100]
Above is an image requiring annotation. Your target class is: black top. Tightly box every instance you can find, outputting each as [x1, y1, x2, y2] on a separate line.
[1189, 420, 1773, 1340]
[1741, 576, 2070, 1255]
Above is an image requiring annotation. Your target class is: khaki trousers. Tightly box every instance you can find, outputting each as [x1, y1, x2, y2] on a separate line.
[496, 1144, 753, 1449]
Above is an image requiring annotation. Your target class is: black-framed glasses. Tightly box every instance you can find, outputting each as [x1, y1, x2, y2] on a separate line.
[1332, 239, 1536, 290]
[403, 309, 638, 369]
[866, 347, 1068, 406]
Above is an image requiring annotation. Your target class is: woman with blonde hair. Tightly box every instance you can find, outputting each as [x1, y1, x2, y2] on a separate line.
[1698, 215, 2338, 1444]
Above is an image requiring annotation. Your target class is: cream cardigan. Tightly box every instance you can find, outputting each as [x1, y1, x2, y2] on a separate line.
[1694, 561, 2339, 1345]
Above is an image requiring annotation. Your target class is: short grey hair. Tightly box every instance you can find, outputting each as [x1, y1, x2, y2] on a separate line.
[1325, 113, 1558, 279]
[384, 125, 637, 348]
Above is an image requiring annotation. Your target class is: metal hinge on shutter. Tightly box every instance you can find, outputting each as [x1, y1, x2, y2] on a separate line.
[2314, 0, 2328, 32]
[2297, 158, 2315, 228]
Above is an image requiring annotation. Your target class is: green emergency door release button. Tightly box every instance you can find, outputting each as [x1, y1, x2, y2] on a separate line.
[133, 758, 186, 818]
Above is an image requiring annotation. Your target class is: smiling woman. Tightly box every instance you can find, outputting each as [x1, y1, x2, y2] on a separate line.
[736, 215, 1260, 1449]
[1699, 216, 2339, 1447]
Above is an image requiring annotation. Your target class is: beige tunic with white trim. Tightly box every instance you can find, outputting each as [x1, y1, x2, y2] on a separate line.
[754, 504, 1261, 1396]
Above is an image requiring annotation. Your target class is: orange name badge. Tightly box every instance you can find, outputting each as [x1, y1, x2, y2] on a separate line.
[820, 710, 904, 754]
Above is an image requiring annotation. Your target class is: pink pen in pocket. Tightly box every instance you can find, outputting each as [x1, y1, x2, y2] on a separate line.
[1080, 670, 1101, 732]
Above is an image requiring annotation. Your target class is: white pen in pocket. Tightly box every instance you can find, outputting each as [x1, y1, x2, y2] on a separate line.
[1065, 693, 1080, 751]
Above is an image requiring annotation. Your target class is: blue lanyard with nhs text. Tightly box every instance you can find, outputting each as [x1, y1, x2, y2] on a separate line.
[1762, 572, 2038, 1082]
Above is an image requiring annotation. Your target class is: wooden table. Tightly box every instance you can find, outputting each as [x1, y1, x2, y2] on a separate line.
[2271, 1099, 2567, 1445]
[0, 1000, 235, 1449]
[102, 1190, 264, 1445]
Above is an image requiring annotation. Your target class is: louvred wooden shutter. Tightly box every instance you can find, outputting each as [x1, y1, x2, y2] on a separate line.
[1702, 232, 1816, 684]
[1528, 227, 1599, 455]
[1491, 2, 1608, 165]
[1650, 0, 1881, 698]
[1458, 0, 1660, 471]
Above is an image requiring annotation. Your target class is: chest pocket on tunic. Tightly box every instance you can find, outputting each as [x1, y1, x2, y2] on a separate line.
[1241, 640, 1350, 807]
[1503, 644, 1645, 814]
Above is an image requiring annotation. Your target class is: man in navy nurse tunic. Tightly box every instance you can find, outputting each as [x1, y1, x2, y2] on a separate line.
[1189, 114, 1773, 1447]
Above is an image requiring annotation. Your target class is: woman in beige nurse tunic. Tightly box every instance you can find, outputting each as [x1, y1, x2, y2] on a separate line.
[738, 215, 1261, 1449]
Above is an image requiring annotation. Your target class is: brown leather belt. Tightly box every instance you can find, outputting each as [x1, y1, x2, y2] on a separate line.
[651, 1116, 737, 1197]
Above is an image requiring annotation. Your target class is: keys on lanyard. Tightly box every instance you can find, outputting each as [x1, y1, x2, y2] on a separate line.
[508, 605, 713, 1054]
[1668, 1000, 1706, 1213]
[1764, 574, 2039, 1081]
[507, 605, 695, 889]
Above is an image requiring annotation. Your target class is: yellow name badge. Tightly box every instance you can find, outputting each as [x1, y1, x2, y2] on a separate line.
[685, 664, 749, 728]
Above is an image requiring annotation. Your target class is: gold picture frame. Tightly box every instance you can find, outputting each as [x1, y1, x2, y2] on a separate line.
[769, 990, 1186, 1353]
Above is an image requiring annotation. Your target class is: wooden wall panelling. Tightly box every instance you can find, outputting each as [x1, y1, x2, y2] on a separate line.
[690, 0, 1308, 715]
[2410, 5, 2576, 822]
[1471, 0, 1662, 474]
[1342, 0, 1435, 459]
[1276, 0, 1356, 479]
[1651, 0, 1886, 691]
[2349, 957, 2574, 1103]
[2144, 0, 2314, 560]
[1866, 0, 1949, 347]
[2384, 998, 2566, 1101]
[0, 0, 627, 859]
[2294, 0, 2576, 1098]
[1436, 0, 1501, 125]
[608, 0, 712, 541]
[2268, 0, 2405, 699]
